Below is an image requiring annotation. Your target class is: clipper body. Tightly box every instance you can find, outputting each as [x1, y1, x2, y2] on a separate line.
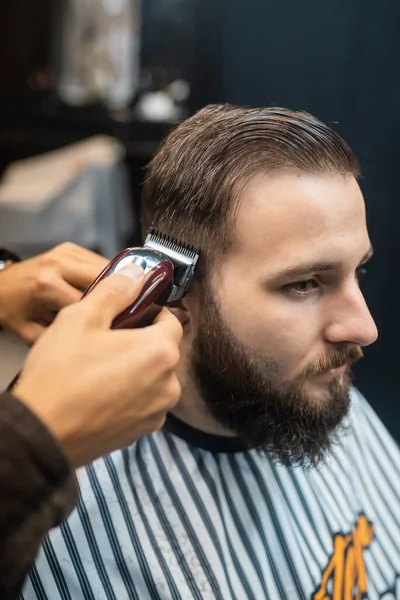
[83, 228, 200, 329]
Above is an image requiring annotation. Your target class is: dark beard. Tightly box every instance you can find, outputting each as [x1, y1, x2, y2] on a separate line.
[190, 291, 362, 468]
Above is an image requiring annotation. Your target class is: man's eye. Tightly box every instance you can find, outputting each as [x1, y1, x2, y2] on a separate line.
[287, 279, 318, 296]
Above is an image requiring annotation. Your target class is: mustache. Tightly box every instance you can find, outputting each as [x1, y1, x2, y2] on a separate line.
[302, 345, 364, 378]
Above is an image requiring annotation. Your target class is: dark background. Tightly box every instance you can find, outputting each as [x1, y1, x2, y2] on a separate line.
[0, 0, 399, 440]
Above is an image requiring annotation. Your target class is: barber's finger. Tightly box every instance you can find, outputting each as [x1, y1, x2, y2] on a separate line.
[151, 307, 183, 343]
[40, 275, 82, 308]
[61, 242, 107, 265]
[20, 322, 46, 346]
[78, 264, 145, 327]
[29, 304, 58, 327]
[58, 257, 108, 290]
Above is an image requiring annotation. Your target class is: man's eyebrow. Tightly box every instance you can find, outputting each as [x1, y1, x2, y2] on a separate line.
[275, 245, 374, 280]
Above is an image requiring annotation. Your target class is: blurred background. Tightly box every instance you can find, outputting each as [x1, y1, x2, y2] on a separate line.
[0, 0, 399, 441]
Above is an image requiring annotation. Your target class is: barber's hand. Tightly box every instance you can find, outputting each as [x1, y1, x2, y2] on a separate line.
[13, 264, 183, 467]
[0, 243, 107, 345]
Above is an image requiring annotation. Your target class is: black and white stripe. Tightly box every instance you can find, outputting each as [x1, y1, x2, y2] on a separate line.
[21, 389, 400, 600]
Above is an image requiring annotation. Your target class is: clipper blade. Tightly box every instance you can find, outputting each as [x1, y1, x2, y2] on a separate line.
[144, 226, 200, 302]
[146, 227, 200, 262]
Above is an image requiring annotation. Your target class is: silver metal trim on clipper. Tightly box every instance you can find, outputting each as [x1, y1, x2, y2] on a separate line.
[144, 227, 200, 302]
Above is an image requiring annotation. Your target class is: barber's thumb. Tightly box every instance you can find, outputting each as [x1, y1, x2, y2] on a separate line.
[81, 264, 145, 327]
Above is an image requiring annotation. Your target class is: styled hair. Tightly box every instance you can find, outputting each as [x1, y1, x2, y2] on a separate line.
[141, 104, 359, 275]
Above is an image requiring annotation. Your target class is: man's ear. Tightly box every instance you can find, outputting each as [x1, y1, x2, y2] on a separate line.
[168, 299, 190, 327]
[168, 279, 203, 332]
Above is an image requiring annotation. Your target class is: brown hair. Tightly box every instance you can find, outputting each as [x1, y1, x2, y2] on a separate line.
[141, 104, 359, 275]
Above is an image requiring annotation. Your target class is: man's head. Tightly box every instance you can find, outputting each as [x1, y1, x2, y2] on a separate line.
[142, 104, 378, 467]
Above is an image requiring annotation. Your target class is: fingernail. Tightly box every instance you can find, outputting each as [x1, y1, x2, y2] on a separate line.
[119, 264, 144, 279]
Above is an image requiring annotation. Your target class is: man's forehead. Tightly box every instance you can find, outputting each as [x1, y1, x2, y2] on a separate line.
[231, 171, 368, 265]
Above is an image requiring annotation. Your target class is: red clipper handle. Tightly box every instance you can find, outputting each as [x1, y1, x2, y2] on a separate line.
[82, 251, 174, 329]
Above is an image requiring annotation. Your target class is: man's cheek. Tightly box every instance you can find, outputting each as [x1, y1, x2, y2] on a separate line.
[219, 305, 272, 346]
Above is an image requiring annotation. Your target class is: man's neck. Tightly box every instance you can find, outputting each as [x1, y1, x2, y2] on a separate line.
[171, 379, 236, 437]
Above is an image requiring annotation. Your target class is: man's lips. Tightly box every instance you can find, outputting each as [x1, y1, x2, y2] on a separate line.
[312, 363, 349, 380]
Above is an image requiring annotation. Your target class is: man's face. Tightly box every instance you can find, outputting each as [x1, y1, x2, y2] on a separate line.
[185, 171, 378, 466]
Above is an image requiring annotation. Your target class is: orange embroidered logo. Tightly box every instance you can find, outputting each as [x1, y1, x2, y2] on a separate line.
[313, 514, 374, 600]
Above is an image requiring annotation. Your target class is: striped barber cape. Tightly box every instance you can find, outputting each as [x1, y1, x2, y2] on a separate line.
[22, 388, 400, 600]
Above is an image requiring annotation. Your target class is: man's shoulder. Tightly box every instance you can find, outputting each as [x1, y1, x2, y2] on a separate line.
[76, 430, 163, 484]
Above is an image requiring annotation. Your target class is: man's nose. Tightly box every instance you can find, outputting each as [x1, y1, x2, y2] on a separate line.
[324, 285, 378, 347]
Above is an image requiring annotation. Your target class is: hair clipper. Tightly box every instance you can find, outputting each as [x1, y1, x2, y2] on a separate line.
[83, 227, 200, 328]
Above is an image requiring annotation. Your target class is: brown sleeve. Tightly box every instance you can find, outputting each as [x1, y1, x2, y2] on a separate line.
[0, 391, 78, 599]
